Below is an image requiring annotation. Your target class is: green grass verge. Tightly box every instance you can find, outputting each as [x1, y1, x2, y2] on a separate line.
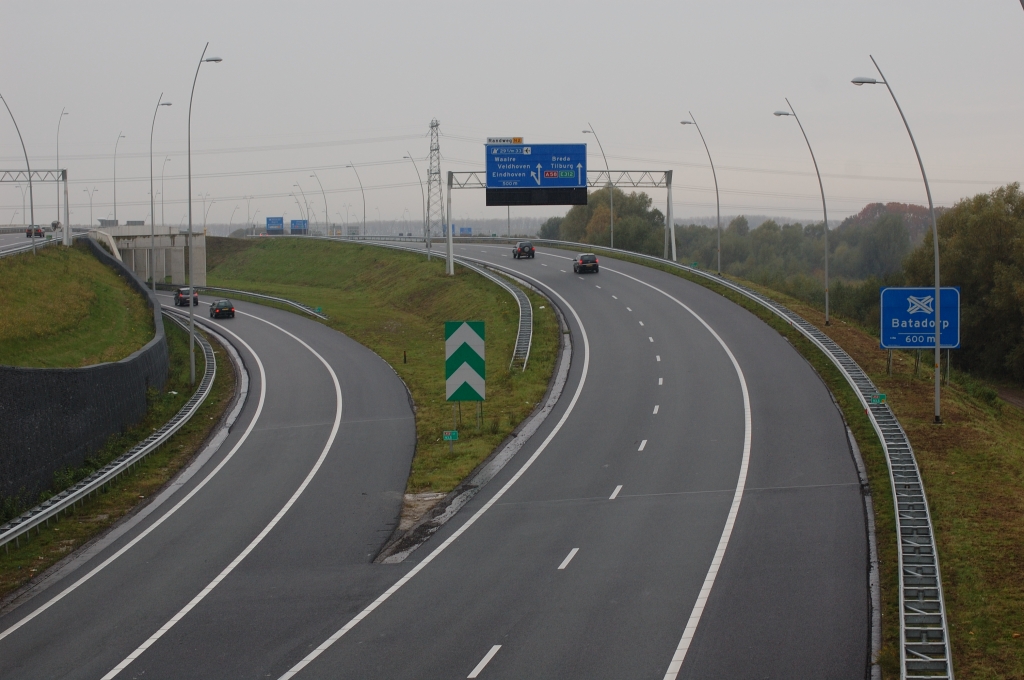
[205, 236, 560, 493]
[571, 245, 1023, 678]
[0, 320, 235, 599]
[0, 242, 154, 367]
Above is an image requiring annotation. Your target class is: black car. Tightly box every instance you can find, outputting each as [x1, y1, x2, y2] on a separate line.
[174, 288, 199, 306]
[210, 299, 235, 318]
[573, 253, 599, 273]
[25, 226, 43, 238]
[512, 241, 535, 259]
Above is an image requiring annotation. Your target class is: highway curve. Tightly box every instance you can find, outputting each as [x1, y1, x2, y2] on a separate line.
[0, 295, 416, 678]
[271, 241, 870, 679]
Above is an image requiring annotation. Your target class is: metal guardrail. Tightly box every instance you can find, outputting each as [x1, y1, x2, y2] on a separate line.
[197, 286, 328, 320]
[0, 237, 60, 259]
[0, 310, 217, 554]
[304, 235, 534, 372]
[501, 236, 951, 680]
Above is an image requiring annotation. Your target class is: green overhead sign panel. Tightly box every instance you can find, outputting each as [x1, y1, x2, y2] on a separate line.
[445, 321, 485, 401]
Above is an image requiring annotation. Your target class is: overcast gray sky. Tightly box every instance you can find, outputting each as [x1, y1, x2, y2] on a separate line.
[2, 1, 1023, 228]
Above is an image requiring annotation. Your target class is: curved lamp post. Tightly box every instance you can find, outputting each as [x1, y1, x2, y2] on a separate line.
[149, 95, 172, 290]
[583, 124, 613, 247]
[404, 153, 429, 259]
[310, 172, 328, 235]
[83, 187, 99, 226]
[681, 113, 721, 273]
[293, 181, 312, 229]
[161, 156, 171, 228]
[774, 98, 831, 326]
[186, 43, 223, 384]
[56, 108, 68, 242]
[2, 92, 36, 253]
[853, 55, 942, 424]
[346, 163, 366, 236]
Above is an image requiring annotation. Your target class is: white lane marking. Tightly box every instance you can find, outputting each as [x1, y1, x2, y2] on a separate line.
[609, 485, 622, 500]
[468, 645, 502, 678]
[578, 277, 585, 280]
[659, 377, 663, 385]
[626, 307, 632, 312]
[639, 321, 644, 326]
[649, 337, 654, 342]
[560, 269, 566, 273]
[277, 270, 592, 680]
[638, 440, 647, 451]
[595, 285, 601, 289]
[612, 295, 617, 299]
[597, 265, 752, 680]
[541, 263, 548, 266]
[653, 405, 660, 414]
[0, 318, 268, 645]
[102, 311, 344, 679]
[656, 355, 661, 362]
[557, 548, 580, 570]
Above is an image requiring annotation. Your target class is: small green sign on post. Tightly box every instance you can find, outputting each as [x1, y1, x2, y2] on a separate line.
[445, 321, 485, 401]
[443, 430, 458, 441]
[870, 393, 887, 404]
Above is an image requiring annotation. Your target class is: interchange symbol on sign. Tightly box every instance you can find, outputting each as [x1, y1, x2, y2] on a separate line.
[907, 295, 933, 315]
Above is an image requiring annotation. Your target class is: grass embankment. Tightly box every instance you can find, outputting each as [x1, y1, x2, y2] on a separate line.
[0, 243, 153, 367]
[559, 245, 1022, 678]
[0, 321, 235, 600]
[206, 236, 560, 493]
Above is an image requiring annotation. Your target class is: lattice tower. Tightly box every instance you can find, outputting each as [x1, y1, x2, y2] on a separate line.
[425, 119, 445, 238]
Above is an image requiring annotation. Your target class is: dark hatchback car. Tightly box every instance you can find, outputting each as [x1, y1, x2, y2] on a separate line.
[573, 253, 599, 273]
[174, 288, 199, 306]
[25, 226, 44, 238]
[512, 241, 535, 259]
[210, 299, 235, 319]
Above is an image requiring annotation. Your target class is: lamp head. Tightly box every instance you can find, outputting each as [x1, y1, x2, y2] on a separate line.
[851, 77, 878, 86]
[773, 111, 791, 117]
[582, 130, 592, 134]
[680, 121, 693, 125]
[204, 57, 223, 63]
[161, 102, 172, 107]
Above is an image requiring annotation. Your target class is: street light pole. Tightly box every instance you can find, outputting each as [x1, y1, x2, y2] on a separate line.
[293, 181, 312, 230]
[56, 108, 68, 238]
[84, 187, 98, 226]
[310, 172, 328, 235]
[853, 55, 943, 424]
[229, 205, 239, 228]
[583, 124, 613, 248]
[404, 153, 429, 259]
[681, 113, 721, 273]
[15, 184, 26, 226]
[347, 163, 366, 236]
[1, 92, 36, 253]
[186, 42, 223, 385]
[161, 156, 171, 228]
[150, 94, 172, 290]
[113, 132, 125, 223]
[774, 98, 830, 326]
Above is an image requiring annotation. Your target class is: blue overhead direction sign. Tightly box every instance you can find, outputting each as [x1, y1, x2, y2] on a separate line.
[266, 216, 284, 234]
[485, 143, 586, 189]
[880, 287, 961, 349]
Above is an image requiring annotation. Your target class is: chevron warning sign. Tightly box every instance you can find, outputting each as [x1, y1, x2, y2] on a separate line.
[445, 321, 485, 401]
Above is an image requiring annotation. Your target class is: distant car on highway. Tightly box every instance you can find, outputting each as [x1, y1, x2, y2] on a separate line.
[512, 241, 535, 259]
[25, 226, 44, 238]
[174, 287, 199, 306]
[210, 299, 235, 319]
[572, 253, 599, 274]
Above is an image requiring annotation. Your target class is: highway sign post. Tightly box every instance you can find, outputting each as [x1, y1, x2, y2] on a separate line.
[266, 216, 284, 235]
[446, 321, 485, 401]
[485, 143, 587, 206]
[880, 287, 960, 349]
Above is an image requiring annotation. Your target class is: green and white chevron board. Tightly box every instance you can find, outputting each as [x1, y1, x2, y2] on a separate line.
[445, 321, 485, 401]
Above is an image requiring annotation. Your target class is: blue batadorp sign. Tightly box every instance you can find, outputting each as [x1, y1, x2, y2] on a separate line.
[880, 287, 961, 349]
[459, 227, 472, 236]
[485, 143, 586, 189]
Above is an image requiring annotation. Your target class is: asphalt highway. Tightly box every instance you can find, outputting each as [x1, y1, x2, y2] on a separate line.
[0, 244, 869, 678]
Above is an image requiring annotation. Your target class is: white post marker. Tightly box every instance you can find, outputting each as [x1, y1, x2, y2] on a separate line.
[468, 645, 502, 678]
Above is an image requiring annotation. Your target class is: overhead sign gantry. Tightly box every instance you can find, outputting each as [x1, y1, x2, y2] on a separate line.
[484, 140, 588, 206]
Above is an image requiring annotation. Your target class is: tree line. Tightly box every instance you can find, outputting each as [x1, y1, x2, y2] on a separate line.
[537, 183, 1024, 382]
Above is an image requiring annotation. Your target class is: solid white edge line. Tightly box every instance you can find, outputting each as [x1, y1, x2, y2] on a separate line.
[276, 270, 591, 680]
[638, 440, 647, 451]
[101, 310, 343, 679]
[0, 319, 268, 645]
[609, 485, 622, 500]
[599, 265, 752, 680]
[467, 645, 502, 678]
[557, 548, 579, 570]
